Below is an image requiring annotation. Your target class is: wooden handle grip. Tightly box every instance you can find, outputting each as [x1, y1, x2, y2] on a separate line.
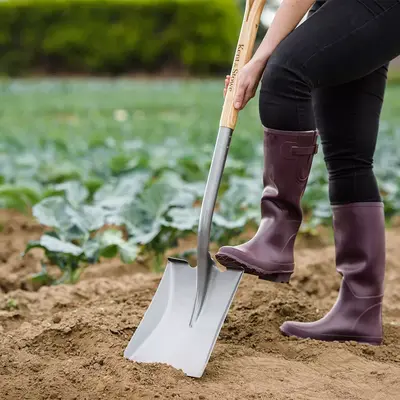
[219, 0, 266, 129]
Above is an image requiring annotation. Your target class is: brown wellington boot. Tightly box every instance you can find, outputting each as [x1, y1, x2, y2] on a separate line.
[215, 127, 318, 283]
[280, 203, 385, 345]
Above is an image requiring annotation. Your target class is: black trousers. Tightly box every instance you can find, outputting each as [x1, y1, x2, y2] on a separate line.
[259, 0, 400, 205]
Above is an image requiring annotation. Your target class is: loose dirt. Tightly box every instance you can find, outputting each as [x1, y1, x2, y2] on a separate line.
[0, 210, 399, 400]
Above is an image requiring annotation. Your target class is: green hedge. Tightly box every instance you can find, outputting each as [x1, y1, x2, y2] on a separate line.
[0, 0, 241, 76]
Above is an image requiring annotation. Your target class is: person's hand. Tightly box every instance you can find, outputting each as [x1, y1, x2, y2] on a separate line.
[223, 58, 266, 110]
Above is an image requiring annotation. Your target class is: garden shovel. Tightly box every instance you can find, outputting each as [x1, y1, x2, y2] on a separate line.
[124, 0, 266, 378]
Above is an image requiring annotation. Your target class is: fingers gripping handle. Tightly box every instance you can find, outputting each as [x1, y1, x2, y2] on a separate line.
[220, 0, 266, 130]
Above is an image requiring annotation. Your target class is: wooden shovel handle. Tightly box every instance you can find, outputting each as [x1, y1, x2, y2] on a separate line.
[220, 0, 266, 130]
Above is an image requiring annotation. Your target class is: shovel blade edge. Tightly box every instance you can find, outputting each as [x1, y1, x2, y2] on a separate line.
[124, 258, 243, 378]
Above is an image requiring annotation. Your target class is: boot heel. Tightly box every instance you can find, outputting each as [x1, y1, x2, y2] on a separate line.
[259, 272, 291, 283]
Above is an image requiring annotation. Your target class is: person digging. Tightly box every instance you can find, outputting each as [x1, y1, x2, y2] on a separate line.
[216, 0, 400, 345]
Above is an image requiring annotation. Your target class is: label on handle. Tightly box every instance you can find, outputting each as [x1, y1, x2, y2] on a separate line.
[227, 44, 244, 95]
[219, 0, 266, 130]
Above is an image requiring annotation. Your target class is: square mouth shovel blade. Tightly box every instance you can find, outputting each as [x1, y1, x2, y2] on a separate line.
[124, 257, 243, 378]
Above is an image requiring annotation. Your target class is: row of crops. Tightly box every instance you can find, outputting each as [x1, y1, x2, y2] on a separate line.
[1, 79, 400, 285]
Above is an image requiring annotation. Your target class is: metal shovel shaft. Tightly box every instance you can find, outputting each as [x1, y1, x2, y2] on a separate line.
[190, 0, 267, 324]
[190, 126, 233, 325]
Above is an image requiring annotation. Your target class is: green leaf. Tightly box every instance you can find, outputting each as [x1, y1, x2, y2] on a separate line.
[70, 267, 84, 284]
[121, 171, 201, 241]
[38, 161, 82, 184]
[0, 184, 41, 205]
[30, 262, 54, 286]
[94, 170, 150, 208]
[32, 196, 72, 229]
[38, 234, 84, 256]
[93, 170, 151, 222]
[158, 171, 199, 207]
[212, 213, 250, 230]
[5, 298, 18, 310]
[109, 153, 139, 174]
[23, 240, 42, 256]
[122, 181, 175, 243]
[99, 244, 119, 259]
[84, 177, 105, 198]
[97, 229, 124, 246]
[31, 270, 53, 286]
[96, 229, 138, 263]
[162, 207, 200, 231]
[217, 176, 261, 219]
[52, 180, 89, 207]
[118, 241, 138, 264]
[32, 196, 104, 237]
[0, 183, 42, 211]
[212, 176, 260, 230]
[80, 205, 105, 232]
[82, 238, 101, 263]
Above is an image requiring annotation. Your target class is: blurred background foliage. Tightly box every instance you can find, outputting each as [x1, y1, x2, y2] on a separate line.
[1, 0, 398, 79]
[1, 0, 400, 278]
[0, 0, 289, 76]
[0, 0, 242, 76]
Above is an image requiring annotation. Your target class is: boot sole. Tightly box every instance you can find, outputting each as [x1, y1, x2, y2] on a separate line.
[215, 254, 292, 283]
[280, 324, 383, 346]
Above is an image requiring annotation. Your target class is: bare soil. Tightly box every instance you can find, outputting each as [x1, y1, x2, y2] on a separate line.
[0, 210, 399, 400]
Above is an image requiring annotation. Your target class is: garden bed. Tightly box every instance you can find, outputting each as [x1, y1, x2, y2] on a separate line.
[0, 210, 399, 400]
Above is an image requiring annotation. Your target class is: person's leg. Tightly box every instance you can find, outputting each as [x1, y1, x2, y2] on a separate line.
[314, 65, 388, 205]
[280, 67, 388, 345]
[259, 0, 400, 130]
[216, 0, 400, 283]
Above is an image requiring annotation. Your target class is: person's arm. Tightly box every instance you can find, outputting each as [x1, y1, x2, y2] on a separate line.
[252, 0, 316, 66]
[231, 0, 316, 109]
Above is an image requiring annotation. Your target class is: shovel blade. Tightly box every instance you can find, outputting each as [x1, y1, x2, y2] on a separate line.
[124, 257, 243, 378]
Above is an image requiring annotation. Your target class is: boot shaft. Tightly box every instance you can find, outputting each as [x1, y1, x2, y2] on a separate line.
[215, 127, 319, 280]
[262, 127, 318, 219]
[280, 202, 386, 344]
[333, 202, 386, 297]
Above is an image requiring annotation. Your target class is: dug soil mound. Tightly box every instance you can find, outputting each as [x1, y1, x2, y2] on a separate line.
[0, 211, 399, 400]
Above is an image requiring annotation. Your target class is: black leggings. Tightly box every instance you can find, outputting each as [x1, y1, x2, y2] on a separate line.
[259, 0, 400, 205]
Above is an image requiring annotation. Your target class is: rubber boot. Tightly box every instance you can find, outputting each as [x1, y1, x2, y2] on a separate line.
[215, 127, 318, 283]
[280, 203, 385, 345]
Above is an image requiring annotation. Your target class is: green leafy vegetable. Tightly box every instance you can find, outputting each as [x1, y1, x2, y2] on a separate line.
[1, 79, 398, 281]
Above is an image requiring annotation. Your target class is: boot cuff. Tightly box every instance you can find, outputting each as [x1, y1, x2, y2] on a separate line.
[331, 202, 384, 209]
[262, 126, 318, 137]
